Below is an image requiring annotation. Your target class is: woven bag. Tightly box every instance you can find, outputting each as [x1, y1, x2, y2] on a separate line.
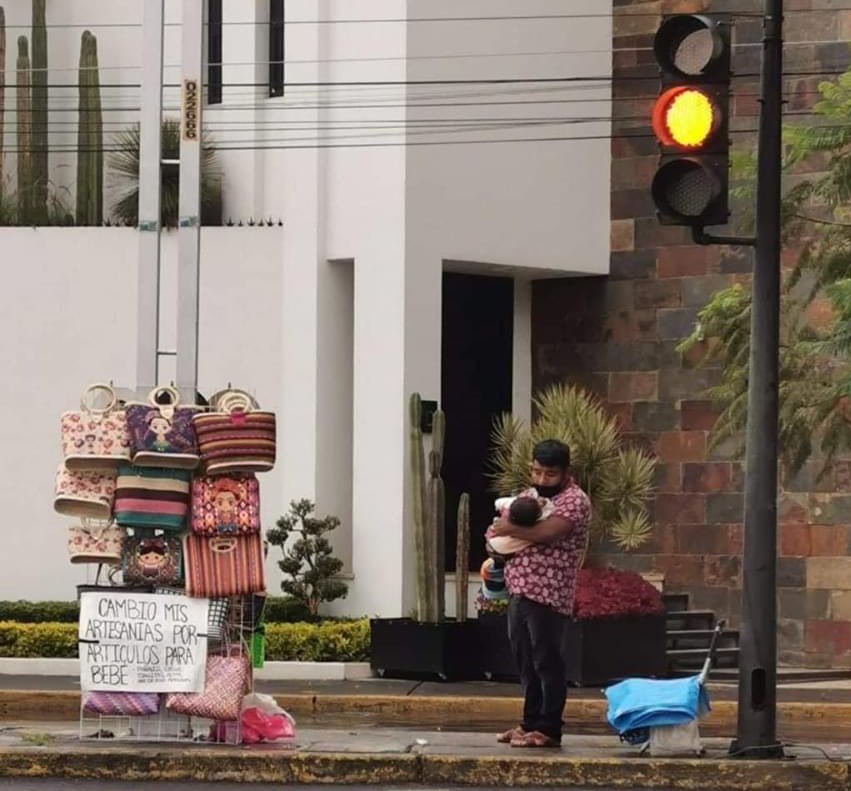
[184, 534, 265, 597]
[165, 654, 250, 721]
[192, 390, 276, 475]
[54, 463, 115, 520]
[61, 383, 131, 472]
[191, 474, 260, 536]
[67, 521, 126, 565]
[114, 465, 191, 531]
[83, 691, 160, 716]
[125, 386, 200, 470]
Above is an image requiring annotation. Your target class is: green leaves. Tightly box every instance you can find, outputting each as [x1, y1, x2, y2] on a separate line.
[266, 499, 348, 617]
[682, 64, 851, 476]
[488, 384, 657, 552]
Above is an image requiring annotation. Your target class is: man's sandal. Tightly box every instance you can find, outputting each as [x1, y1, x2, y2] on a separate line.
[497, 726, 526, 744]
[510, 730, 561, 748]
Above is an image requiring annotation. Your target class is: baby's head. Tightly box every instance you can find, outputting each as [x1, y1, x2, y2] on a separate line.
[509, 496, 542, 527]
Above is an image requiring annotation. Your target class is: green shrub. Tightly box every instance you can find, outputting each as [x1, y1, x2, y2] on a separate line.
[265, 620, 369, 662]
[0, 619, 370, 661]
[263, 596, 314, 623]
[0, 622, 78, 657]
[0, 601, 79, 623]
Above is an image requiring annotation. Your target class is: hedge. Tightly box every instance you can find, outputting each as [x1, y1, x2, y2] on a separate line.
[0, 597, 313, 625]
[0, 619, 370, 661]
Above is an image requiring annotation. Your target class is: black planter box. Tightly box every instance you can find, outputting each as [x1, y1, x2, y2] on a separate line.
[476, 611, 667, 687]
[563, 613, 667, 686]
[478, 611, 518, 680]
[369, 618, 480, 681]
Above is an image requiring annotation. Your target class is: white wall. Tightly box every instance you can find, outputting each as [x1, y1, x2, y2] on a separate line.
[0, 227, 284, 600]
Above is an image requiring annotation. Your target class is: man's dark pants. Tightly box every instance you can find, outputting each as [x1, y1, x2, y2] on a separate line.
[507, 594, 568, 740]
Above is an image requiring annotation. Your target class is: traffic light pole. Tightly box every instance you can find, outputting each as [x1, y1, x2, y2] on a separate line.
[731, 0, 784, 759]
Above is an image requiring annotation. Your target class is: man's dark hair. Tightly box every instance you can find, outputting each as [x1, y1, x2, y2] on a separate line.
[532, 439, 571, 470]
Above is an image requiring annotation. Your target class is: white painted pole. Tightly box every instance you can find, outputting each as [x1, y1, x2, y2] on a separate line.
[176, 0, 204, 404]
[136, 0, 164, 395]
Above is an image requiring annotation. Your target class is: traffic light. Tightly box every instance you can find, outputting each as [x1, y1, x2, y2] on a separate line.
[651, 14, 731, 227]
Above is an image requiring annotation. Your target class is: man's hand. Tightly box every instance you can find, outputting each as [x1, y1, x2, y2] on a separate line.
[489, 517, 517, 538]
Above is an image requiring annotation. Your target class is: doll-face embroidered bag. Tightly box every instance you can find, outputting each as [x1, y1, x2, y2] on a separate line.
[125, 386, 200, 470]
[191, 474, 260, 536]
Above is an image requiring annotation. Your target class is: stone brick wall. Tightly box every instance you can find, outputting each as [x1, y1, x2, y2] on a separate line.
[532, 0, 851, 666]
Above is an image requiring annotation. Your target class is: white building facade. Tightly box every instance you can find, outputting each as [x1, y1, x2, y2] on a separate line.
[0, 0, 612, 615]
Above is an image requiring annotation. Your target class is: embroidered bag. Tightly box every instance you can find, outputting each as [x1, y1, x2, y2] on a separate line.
[54, 463, 115, 520]
[114, 465, 191, 531]
[125, 386, 200, 470]
[83, 691, 160, 716]
[184, 533, 265, 597]
[191, 474, 260, 536]
[61, 383, 131, 472]
[165, 654, 250, 722]
[122, 534, 183, 586]
[67, 521, 126, 565]
[192, 390, 276, 475]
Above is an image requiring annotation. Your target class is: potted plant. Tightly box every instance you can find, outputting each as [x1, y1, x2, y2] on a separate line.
[369, 394, 476, 680]
[477, 383, 662, 685]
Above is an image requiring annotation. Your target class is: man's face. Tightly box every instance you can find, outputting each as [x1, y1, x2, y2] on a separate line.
[530, 461, 565, 496]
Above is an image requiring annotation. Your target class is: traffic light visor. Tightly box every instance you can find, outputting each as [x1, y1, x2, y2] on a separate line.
[652, 158, 722, 221]
[652, 86, 717, 149]
[654, 15, 725, 78]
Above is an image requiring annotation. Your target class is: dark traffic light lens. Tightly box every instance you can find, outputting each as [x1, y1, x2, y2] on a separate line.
[652, 159, 721, 220]
[673, 28, 715, 75]
[654, 15, 724, 78]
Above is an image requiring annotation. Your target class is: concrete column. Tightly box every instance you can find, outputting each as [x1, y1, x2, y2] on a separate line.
[513, 278, 533, 423]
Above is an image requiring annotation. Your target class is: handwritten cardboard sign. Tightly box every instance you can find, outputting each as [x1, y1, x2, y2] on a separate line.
[79, 592, 209, 693]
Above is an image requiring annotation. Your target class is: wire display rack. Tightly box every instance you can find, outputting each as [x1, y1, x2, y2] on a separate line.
[79, 591, 265, 745]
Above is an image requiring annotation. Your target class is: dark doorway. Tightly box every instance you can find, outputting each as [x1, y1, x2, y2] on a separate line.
[441, 272, 514, 572]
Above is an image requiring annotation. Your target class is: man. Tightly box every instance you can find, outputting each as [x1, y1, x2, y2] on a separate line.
[488, 439, 591, 748]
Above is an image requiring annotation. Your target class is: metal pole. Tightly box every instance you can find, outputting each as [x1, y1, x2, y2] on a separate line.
[136, 0, 164, 395]
[732, 0, 784, 759]
[176, 0, 204, 404]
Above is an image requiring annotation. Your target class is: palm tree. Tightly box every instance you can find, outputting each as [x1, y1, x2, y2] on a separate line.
[107, 118, 222, 228]
[489, 383, 657, 552]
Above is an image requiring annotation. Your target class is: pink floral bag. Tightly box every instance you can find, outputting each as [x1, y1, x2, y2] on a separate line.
[165, 654, 250, 721]
[54, 463, 115, 520]
[67, 521, 126, 565]
[61, 384, 131, 472]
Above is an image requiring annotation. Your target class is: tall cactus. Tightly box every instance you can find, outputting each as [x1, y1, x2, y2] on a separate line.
[0, 7, 6, 198]
[76, 30, 103, 226]
[30, 0, 47, 223]
[15, 35, 32, 224]
[455, 493, 470, 622]
[409, 393, 447, 624]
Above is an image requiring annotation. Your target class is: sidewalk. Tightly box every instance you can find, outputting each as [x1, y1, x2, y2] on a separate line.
[2, 675, 851, 742]
[0, 721, 849, 790]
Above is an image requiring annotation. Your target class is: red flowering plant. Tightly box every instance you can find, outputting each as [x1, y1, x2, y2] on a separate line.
[476, 568, 663, 619]
[572, 568, 663, 621]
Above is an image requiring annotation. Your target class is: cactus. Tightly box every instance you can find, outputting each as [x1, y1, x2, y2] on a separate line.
[30, 0, 47, 223]
[75, 30, 103, 226]
[409, 393, 447, 624]
[15, 35, 32, 224]
[455, 493, 470, 622]
[0, 7, 6, 197]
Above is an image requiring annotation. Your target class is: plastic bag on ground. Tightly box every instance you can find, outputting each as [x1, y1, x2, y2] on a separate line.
[239, 692, 296, 744]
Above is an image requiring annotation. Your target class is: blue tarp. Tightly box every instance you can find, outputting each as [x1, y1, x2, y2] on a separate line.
[605, 675, 711, 735]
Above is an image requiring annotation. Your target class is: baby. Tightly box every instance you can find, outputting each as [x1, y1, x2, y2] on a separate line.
[485, 489, 553, 561]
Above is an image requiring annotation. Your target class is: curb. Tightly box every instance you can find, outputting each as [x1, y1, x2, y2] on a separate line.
[0, 746, 847, 790]
[3, 690, 851, 731]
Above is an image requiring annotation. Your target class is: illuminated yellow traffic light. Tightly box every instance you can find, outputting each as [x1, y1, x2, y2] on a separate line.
[653, 87, 717, 149]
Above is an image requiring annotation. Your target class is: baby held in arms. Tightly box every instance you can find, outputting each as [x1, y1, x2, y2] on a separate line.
[485, 490, 553, 560]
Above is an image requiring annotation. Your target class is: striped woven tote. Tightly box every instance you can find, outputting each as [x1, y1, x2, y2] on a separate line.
[192, 390, 276, 475]
[184, 534, 265, 597]
[114, 465, 191, 531]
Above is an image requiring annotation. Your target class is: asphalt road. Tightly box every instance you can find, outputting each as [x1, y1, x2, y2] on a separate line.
[0, 785, 630, 791]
